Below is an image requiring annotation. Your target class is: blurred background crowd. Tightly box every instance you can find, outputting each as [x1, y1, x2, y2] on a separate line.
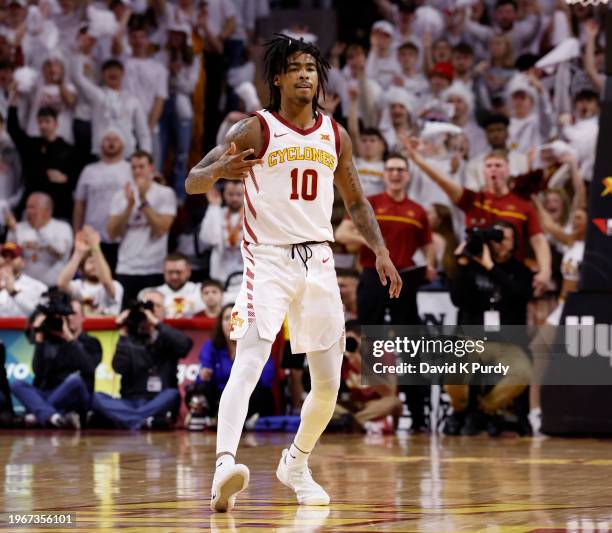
[0, 0, 606, 437]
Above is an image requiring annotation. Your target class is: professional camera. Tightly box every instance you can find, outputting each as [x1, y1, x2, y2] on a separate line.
[122, 300, 155, 338]
[35, 287, 74, 337]
[462, 227, 505, 258]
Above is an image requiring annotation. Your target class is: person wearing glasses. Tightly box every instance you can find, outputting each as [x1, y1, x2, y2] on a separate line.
[336, 152, 436, 325]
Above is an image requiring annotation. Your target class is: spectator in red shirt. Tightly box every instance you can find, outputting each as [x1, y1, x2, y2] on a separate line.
[405, 141, 551, 296]
[336, 153, 435, 325]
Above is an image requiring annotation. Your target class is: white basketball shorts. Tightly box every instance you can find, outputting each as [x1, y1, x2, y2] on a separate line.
[229, 241, 345, 354]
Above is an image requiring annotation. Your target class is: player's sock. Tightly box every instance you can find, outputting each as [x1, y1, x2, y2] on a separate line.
[216, 324, 273, 456]
[285, 443, 310, 466]
[216, 453, 236, 469]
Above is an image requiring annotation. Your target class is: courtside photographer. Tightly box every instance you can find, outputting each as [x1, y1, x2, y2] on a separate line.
[445, 221, 533, 436]
[91, 289, 193, 429]
[10, 288, 101, 428]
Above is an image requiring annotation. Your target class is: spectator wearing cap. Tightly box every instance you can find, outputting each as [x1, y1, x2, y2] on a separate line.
[393, 42, 429, 102]
[405, 143, 552, 296]
[25, 54, 77, 145]
[7, 193, 73, 287]
[465, 114, 528, 191]
[366, 20, 401, 91]
[198, 181, 244, 287]
[463, 0, 542, 58]
[72, 57, 152, 159]
[107, 151, 177, 306]
[379, 86, 415, 155]
[7, 101, 79, 222]
[0, 110, 22, 212]
[418, 62, 454, 118]
[336, 153, 435, 326]
[157, 22, 201, 201]
[0, 242, 47, 317]
[57, 226, 123, 316]
[443, 82, 487, 158]
[115, 18, 168, 168]
[73, 128, 132, 272]
[507, 73, 554, 155]
[153, 252, 205, 318]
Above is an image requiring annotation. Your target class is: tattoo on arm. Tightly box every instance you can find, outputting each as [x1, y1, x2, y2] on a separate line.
[343, 161, 386, 252]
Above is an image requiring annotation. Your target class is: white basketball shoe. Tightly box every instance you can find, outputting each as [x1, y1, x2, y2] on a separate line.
[210, 463, 250, 512]
[276, 449, 330, 505]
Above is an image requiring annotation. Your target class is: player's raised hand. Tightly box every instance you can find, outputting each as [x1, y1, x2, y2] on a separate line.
[375, 251, 403, 298]
[216, 142, 264, 180]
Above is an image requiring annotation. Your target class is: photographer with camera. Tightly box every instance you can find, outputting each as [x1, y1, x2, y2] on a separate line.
[10, 290, 102, 428]
[445, 221, 533, 436]
[404, 140, 552, 296]
[91, 289, 193, 430]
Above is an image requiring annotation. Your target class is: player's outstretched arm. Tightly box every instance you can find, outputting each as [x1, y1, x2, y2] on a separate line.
[334, 126, 402, 298]
[185, 116, 264, 195]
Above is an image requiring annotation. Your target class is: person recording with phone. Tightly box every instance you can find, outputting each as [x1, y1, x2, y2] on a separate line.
[91, 289, 193, 430]
[10, 289, 101, 429]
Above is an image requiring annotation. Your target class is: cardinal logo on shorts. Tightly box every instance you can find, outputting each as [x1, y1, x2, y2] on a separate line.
[230, 311, 244, 332]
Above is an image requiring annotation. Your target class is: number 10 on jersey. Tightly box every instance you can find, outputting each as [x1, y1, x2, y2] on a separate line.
[290, 168, 318, 201]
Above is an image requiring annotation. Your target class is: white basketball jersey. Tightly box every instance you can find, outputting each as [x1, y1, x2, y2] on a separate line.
[243, 110, 340, 245]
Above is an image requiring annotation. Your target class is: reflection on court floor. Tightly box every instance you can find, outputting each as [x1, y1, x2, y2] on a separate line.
[2, 432, 612, 532]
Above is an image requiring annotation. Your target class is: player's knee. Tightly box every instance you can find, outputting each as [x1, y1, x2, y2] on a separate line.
[310, 375, 341, 401]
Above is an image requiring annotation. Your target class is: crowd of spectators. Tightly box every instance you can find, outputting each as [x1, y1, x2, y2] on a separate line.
[0, 0, 605, 436]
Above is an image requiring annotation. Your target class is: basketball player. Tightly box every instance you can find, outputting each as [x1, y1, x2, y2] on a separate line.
[185, 35, 402, 513]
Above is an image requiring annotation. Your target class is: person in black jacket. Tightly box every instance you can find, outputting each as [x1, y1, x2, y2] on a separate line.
[445, 221, 533, 436]
[10, 298, 102, 428]
[91, 289, 193, 429]
[451, 221, 534, 325]
[7, 100, 81, 221]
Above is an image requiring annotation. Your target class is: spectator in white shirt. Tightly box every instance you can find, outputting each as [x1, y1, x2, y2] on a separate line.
[25, 55, 77, 144]
[154, 252, 205, 318]
[198, 181, 244, 286]
[379, 86, 416, 154]
[121, 18, 169, 169]
[0, 242, 47, 317]
[57, 226, 123, 316]
[443, 82, 488, 158]
[366, 20, 401, 91]
[0, 112, 22, 211]
[72, 57, 152, 159]
[73, 128, 132, 271]
[393, 42, 428, 101]
[6, 193, 73, 287]
[507, 73, 554, 155]
[107, 150, 177, 307]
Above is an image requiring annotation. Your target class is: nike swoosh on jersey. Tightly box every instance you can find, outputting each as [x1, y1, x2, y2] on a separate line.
[322, 257, 330, 263]
[274, 132, 289, 137]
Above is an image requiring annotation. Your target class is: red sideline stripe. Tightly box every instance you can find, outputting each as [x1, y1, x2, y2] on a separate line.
[246, 281, 254, 290]
[244, 216, 259, 243]
[244, 184, 257, 218]
[247, 303, 254, 310]
[247, 292, 253, 300]
[252, 111, 270, 159]
[246, 257, 255, 266]
[246, 268, 255, 280]
[331, 117, 341, 159]
[248, 168, 260, 193]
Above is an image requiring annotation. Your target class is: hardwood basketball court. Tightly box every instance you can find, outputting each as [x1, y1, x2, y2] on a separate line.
[1, 432, 611, 531]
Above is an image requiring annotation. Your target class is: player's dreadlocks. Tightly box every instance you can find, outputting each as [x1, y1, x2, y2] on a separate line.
[263, 34, 330, 116]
